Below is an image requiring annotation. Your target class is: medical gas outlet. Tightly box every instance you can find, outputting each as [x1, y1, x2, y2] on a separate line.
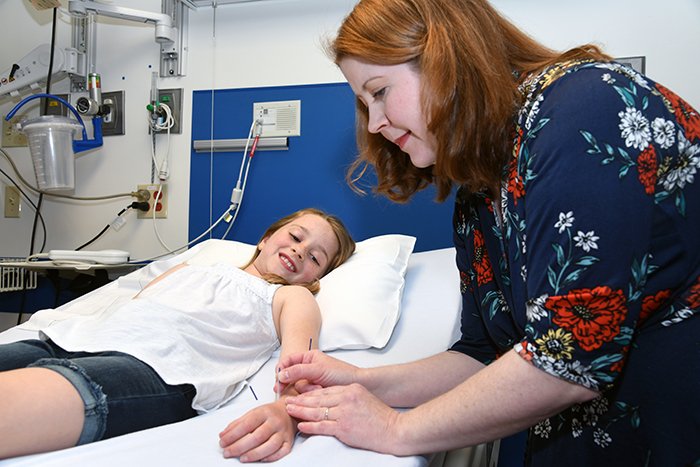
[137, 184, 168, 219]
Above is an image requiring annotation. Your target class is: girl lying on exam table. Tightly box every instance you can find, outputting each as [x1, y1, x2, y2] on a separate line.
[0, 208, 355, 462]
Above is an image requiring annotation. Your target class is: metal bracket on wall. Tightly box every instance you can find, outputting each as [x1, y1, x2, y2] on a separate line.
[69, 0, 190, 81]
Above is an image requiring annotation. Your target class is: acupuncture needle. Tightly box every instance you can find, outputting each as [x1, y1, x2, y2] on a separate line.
[276, 337, 312, 401]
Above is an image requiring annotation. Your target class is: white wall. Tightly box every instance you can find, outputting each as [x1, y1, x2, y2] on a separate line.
[1, 0, 698, 261]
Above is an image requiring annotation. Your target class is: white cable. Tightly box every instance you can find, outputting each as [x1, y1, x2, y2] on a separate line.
[221, 203, 241, 240]
[129, 205, 232, 263]
[208, 3, 218, 238]
[221, 147, 253, 239]
[150, 184, 172, 252]
[155, 103, 173, 180]
[221, 120, 261, 240]
[154, 102, 175, 131]
[237, 119, 257, 184]
[147, 103, 174, 181]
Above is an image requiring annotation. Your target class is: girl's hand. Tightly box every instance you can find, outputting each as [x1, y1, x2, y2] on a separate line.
[219, 400, 296, 462]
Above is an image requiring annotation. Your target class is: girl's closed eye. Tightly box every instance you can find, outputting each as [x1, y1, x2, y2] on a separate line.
[372, 87, 386, 99]
[309, 253, 320, 266]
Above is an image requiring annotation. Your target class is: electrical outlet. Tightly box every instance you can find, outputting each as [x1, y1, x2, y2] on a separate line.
[102, 90, 125, 136]
[155, 88, 182, 134]
[2, 116, 27, 147]
[4, 185, 21, 218]
[137, 183, 167, 219]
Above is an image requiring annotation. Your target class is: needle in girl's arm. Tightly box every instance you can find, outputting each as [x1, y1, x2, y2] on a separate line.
[277, 338, 311, 401]
[275, 368, 280, 401]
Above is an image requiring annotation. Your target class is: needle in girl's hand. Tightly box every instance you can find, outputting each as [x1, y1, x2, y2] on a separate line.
[275, 367, 280, 401]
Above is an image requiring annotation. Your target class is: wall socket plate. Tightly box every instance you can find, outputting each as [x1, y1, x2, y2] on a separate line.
[2, 116, 27, 147]
[137, 183, 167, 219]
[102, 90, 125, 136]
[154, 88, 183, 134]
[4, 185, 21, 218]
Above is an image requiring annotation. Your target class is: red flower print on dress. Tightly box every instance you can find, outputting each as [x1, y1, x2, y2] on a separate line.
[483, 195, 495, 213]
[640, 289, 672, 323]
[637, 145, 658, 195]
[547, 286, 627, 351]
[460, 270, 473, 294]
[507, 157, 526, 205]
[686, 276, 700, 309]
[507, 126, 526, 205]
[472, 229, 494, 286]
[610, 345, 629, 373]
[656, 83, 700, 141]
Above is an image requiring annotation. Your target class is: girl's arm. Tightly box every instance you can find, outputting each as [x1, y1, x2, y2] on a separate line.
[218, 285, 321, 462]
[273, 285, 322, 365]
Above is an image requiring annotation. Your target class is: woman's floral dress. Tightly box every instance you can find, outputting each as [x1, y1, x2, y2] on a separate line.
[450, 60, 699, 466]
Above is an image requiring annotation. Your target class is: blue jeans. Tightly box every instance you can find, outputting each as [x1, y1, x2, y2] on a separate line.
[0, 339, 197, 445]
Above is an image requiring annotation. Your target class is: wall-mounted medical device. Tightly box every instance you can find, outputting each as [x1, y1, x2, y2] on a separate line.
[0, 0, 189, 101]
[0, 44, 84, 98]
[68, 0, 189, 79]
[5, 93, 103, 191]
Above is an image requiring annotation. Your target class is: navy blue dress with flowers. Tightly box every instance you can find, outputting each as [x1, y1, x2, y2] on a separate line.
[450, 61, 699, 466]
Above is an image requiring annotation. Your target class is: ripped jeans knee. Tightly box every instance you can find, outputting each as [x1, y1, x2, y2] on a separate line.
[28, 358, 109, 445]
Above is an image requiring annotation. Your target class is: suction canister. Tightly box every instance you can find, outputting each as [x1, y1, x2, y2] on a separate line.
[19, 115, 83, 191]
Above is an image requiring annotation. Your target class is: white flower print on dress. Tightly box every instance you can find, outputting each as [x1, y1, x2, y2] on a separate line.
[571, 418, 583, 438]
[526, 294, 549, 322]
[618, 107, 651, 150]
[573, 230, 600, 252]
[660, 131, 700, 192]
[593, 428, 613, 448]
[651, 117, 675, 150]
[554, 211, 575, 233]
[596, 62, 650, 89]
[533, 418, 552, 439]
[525, 94, 544, 131]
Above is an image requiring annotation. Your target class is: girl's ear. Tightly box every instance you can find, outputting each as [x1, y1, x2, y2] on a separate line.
[258, 237, 268, 251]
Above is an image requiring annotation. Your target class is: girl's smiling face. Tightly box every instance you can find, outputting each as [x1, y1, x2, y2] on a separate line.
[339, 57, 437, 169]
[249, 213, 340, 284]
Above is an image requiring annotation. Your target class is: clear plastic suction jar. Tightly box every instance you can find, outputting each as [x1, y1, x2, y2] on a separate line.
[19, 115, 83, 192]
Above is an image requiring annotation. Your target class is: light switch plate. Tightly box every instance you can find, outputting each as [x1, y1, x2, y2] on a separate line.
[4, 185, 21, 217]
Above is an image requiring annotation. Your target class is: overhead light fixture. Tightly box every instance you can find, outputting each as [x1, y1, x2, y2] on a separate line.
[192, 137, 288, 153]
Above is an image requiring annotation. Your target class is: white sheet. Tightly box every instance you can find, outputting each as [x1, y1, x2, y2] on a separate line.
[0, 248, 461, 466]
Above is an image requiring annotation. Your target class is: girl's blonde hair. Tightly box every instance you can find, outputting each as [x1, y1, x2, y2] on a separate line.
[329, 0, 610, 200]
[244, 208, 355, 294]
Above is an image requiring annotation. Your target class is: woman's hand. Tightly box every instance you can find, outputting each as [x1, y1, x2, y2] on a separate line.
[219, 400, 296, 463]
[277, 350, 359, 394]
[285, 383, 402, 454]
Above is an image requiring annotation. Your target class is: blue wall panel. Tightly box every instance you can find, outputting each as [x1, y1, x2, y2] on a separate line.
[189, 83, 454, 252]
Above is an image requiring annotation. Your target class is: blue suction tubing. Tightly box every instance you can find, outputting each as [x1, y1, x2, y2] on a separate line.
[5, 93, 103, 154]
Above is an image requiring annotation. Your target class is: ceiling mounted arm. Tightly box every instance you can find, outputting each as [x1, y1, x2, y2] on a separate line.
[68, 0, 189, 77]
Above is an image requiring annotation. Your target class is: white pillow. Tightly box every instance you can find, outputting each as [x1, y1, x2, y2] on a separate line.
[185, 235, 416, 351]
